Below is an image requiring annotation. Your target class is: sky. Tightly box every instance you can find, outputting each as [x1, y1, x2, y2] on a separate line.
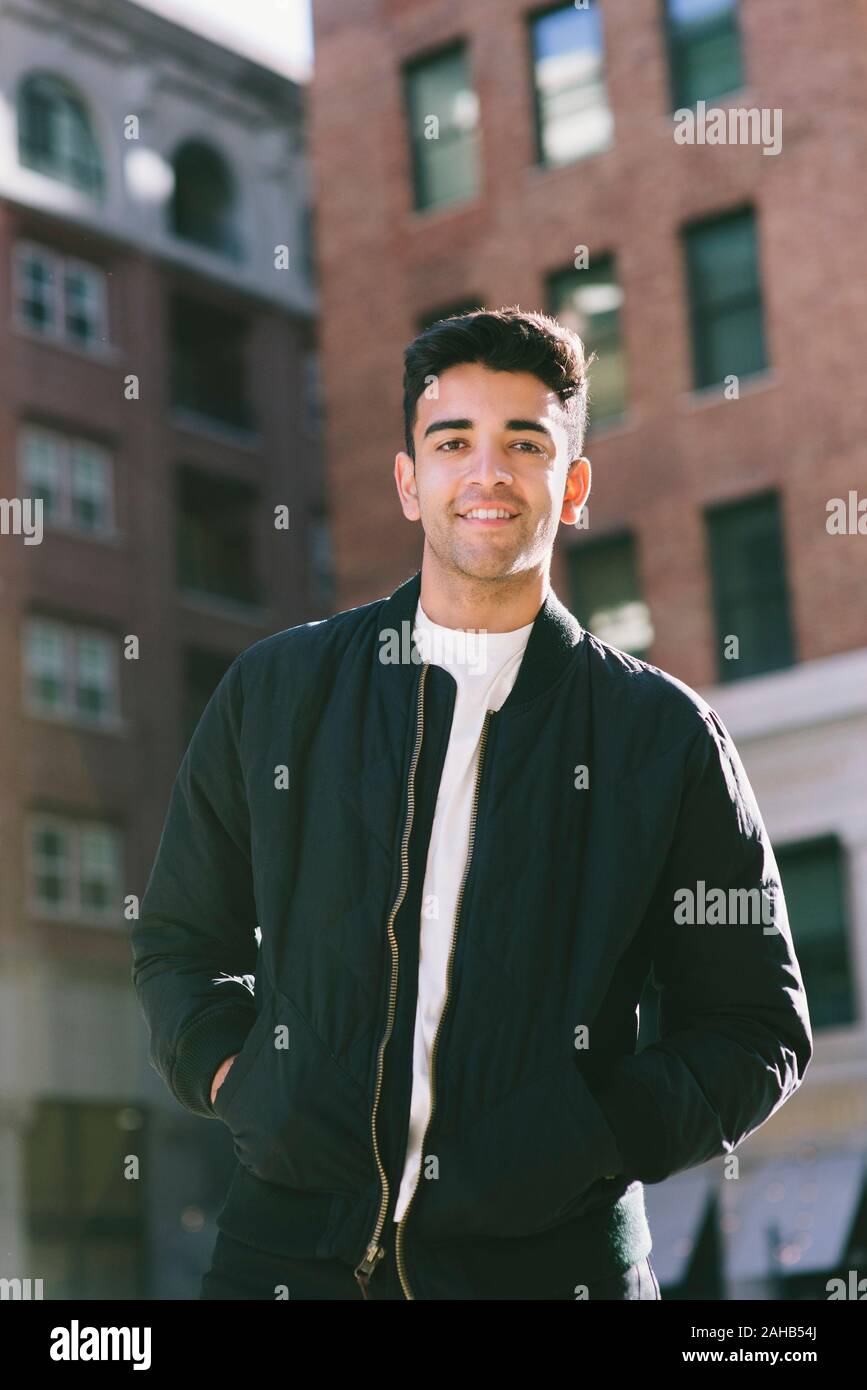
[131, 0, 314, 80]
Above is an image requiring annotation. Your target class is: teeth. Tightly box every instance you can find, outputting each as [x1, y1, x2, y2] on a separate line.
[463, 509, 514, 519]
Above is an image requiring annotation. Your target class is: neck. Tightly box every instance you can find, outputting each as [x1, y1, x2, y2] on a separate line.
[419, 541, 550, 632]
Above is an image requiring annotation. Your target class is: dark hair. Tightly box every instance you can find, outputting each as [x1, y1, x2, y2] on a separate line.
[402, 305, 595, 464]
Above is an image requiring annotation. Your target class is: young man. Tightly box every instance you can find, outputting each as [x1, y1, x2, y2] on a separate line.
[131, 308, 813, 1301]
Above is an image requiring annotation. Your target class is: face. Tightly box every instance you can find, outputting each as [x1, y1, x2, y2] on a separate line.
[394, 362, 590, 582]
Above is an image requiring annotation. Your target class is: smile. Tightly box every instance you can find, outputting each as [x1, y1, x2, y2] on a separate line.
[458, 509, 519, 526]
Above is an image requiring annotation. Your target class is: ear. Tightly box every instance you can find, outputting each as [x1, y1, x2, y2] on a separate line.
[395, 450, 421, 521]
[561, 457, 591, 525]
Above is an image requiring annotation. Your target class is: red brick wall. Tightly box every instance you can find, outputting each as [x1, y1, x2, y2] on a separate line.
[310, 0, 867, 688]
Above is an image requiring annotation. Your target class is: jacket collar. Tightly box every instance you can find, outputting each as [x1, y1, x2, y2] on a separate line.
[376, 567, 585, 711]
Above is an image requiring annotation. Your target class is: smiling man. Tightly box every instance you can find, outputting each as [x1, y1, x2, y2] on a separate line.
[132, 307, 812, 1302]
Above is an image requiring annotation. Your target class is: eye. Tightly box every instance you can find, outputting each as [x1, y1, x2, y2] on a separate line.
[437, 438, 467, 452]
[513, 440, 546, 455]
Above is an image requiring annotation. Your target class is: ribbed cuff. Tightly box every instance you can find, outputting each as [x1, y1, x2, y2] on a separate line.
[171, 1005, 256, 1119]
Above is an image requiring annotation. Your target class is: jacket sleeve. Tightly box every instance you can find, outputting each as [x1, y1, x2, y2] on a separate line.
[588, 706, 814, 1185]
[130, 652, 259, 1119]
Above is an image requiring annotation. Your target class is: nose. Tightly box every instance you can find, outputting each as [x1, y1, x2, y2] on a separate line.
[467, 447, 514, 488]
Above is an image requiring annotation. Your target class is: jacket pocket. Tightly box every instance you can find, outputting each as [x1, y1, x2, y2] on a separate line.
[411, 1056, 624, 1243]
[214, 985, 376, 1196]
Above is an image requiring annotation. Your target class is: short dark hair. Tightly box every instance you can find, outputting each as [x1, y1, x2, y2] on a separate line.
[402, 305, 595, 464]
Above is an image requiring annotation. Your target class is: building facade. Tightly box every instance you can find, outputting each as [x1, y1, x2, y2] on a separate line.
[309, 0, 867, 1297]
[0, 0, 326, 1296]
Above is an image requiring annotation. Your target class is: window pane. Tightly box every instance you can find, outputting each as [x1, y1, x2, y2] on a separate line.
[75, 634, 115, 719]
[18, 75, 103, 195]
[22, 429, 65, 523]
[70, 443, 111, 530]
[64, 267, 103, 346]
[176, 466, 260, 604]
[548, 257, 627, 425]
[684, 207, 767, 388]
[531, 1, 613, 166]
[665, 0, 744, 109]
[406, 47, 480, 211]
[31, 820, 71, 910]
[18, 248, 56, 332]
[79, 825, 121, 914]
[25, 620, 68, 709]
[170, 140, 241, 259]
[169, 293, 253, 430]
[775, 837, 855, 1030]
[568, 534, 653, 657]
[706, 491, 795, 680]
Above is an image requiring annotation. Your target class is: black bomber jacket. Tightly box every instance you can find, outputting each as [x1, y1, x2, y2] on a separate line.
[130, 566, 813, 1300]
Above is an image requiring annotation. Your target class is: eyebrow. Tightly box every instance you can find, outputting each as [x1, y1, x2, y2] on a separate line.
[422, 417, 555, 443]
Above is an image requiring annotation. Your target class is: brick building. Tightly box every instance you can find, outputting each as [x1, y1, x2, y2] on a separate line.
[309, 0, 867, 1297]
[0, 0, 325, 1296]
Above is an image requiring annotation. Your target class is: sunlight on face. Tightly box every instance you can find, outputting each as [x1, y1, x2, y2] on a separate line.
[406, 363, 579, 582]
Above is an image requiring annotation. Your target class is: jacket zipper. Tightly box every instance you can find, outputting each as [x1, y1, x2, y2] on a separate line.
[393, 706, 494, 1300]
[354, 660, 430, 1299]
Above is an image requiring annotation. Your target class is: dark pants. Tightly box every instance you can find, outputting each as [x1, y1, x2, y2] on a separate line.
[200, 1224, 662, 1300]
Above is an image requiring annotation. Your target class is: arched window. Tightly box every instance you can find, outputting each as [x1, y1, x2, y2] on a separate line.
[169, 140, 241, 259]
[17, 72, 103, 196]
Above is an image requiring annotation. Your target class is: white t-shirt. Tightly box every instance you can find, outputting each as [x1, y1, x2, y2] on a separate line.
[393, 595, 535, 1223]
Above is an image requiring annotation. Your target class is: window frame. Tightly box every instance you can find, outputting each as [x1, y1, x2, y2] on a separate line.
[27, 813, 124, 926]
[527, 0, 614, 170]
[704, 488, 796, 682]
[403, 40, 481, 214]
[13, 239, 110, 353]
[568, 528, 653, 659]
[23, 616, 121, 728]
[682, 204, 768, 392]
[663, 0, 746, 113]
[18, 422, 115, 537]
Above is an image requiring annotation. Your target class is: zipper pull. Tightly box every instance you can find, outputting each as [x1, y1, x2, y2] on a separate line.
[354, 1240, 385, 1299]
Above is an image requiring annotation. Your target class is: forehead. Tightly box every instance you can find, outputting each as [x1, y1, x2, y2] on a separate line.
[416, 362, 566, 428]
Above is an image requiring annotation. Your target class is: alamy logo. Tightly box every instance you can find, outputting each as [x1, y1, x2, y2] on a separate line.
[673, 880, 781, 932]
[0, 497, 43, 544]
[673, 100, 782, 156]
[378, 620, 488, 674]
[0, 1276, 43, 1299]
[49, 1320, 152, 1370]
[825, 1270, 867, 1299]
[826, 491, 867, 535]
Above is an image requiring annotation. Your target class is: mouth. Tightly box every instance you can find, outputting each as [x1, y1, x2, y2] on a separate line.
[456, 508, 520, 527]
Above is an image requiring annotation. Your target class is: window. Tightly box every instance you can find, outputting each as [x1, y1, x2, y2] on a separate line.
[25, 1100, 146, 1299]
[683, 206, 767, 390]
[17, 72, 104, 196]
[416, 299, 483, 332]
[19, 424, 114, 534]
[568, 533, 653, 657]
[182, 648, 235, 746]
[169, 293, 253, 431]
[176, 466, 260, 606]
[169, 139, 241, 260]
[774, 837, 855, 1030]
[23, 617, 120, 725]
[28, 815, 123, 924]
[664, 0, 744, 111]
[548, 254, 627, 429]
[530, 2, 613, 166]
[405, 44, 480, 212]
[705, 491, 795, 680]
[14, 242, 108, 350]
